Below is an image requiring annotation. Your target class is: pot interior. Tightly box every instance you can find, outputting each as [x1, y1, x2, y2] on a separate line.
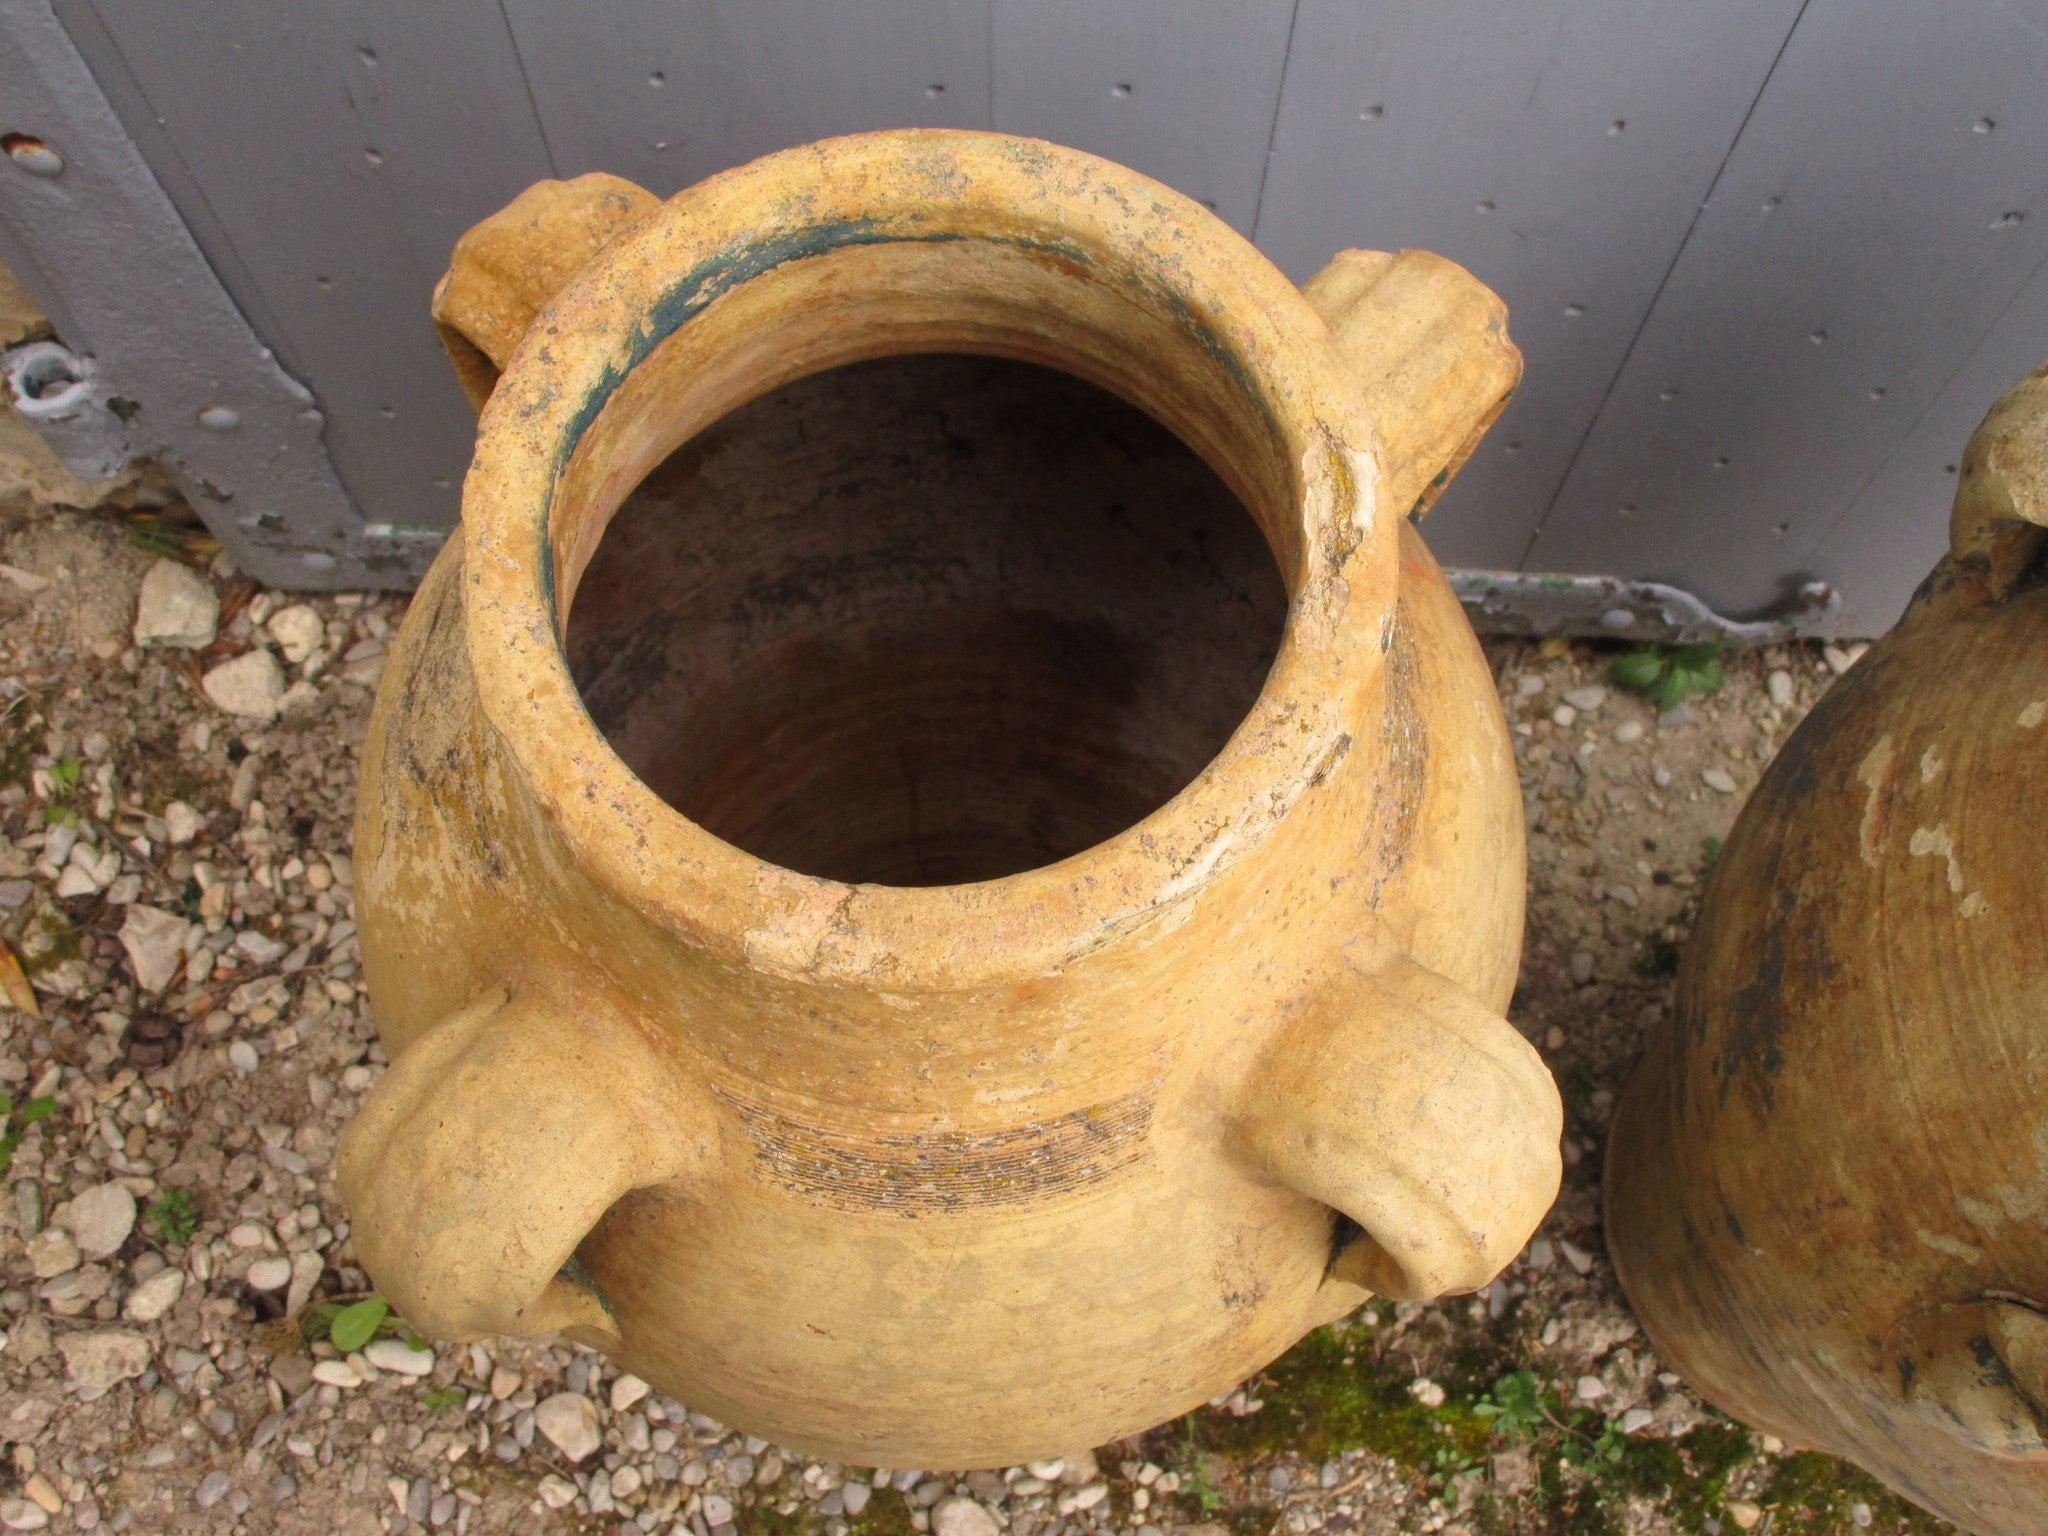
[565, 353, 1286, 887]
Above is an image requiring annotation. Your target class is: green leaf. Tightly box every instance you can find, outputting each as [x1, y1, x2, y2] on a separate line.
[18, 1097, 55, 1126]
[328, 1295, 389, 1353]
[421, 1386, 464, 1411]
[48, 759, 79, 788]
[1672, 640, 1725, 670]
[0, 1094, 13, 1121]
[1609, 650, 1667, 691]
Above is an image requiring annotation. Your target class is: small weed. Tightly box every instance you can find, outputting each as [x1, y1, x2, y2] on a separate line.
[1611, 642, 1725, 712]
[306, 1294, 391, 1351]
[0, 1093, 55, 1175]
[144, 1188, 199, 1242]
[420, 1386, 464, 1411]
[1473, 1370, 1547, 1439]
[46, 758, 79, 790]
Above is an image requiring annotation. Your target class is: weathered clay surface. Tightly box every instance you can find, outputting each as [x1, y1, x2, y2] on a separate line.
[1607, 363, 2048, 1535]
[339, 131, 1558, 1466]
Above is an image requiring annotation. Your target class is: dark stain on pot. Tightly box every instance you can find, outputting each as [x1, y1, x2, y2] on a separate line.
[718, 1086, 1154, 1211]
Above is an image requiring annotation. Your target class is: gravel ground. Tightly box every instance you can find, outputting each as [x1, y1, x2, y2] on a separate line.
[0, 497, 1949, 1536]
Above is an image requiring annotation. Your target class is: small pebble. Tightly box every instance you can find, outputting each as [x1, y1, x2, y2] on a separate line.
[609, 1372, 650, 1411]
[310, 1360, 360, 1390]
[533, 1392, 601, 1462]
[245, 1256, 292, 1292]
[193, 1472, 232, 1510]
[1727, 1500, 1763, 1530]
[1612, 719, 1644, 744]
[1408, 1377, 1445, 1407]
[932, 1497, 1001, 1536]
[1767, 668, 1794, 707]
[1574, 1375, 1607, 1401]
[364, 1337, 434, 1376]
[1550, 704, 1577, 727]
[1516, 674, 1544, 697]
[228, 1040, 260, 1073]
[1563, 685, 1607, 712]
[1701, 766, 1738, 794]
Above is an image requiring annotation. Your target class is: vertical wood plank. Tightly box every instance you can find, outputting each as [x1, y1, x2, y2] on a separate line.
[1254, 0, 1808, 572]
[991, 0, 1297, 235]
[504, 0, 993, 196]
[72, 0, 558, 534]
[1527, 0, 2048, 632]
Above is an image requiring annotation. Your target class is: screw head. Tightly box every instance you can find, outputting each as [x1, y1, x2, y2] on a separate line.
[198, 405, 241, 431]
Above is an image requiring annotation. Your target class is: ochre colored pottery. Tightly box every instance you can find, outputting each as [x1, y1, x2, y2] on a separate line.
[337, 131, 1560, 1467]
[1607, 364, 2048, 1534]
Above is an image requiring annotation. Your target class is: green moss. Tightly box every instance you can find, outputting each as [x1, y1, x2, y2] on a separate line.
[1759, 1453, 1949, 1535]
[840, 1485, 915, 1536]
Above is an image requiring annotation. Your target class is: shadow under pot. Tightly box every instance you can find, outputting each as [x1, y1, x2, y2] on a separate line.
[337, 130, 1560, 1468]
[1607, 362, 2048, 1536]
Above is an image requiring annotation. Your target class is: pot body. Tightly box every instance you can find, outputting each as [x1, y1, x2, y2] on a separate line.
[1607, 366, 2048, 1535]
[339, 132, 1559, 1466]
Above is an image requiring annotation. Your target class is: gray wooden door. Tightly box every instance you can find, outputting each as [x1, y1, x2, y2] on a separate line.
[42, 0, 2048, 633]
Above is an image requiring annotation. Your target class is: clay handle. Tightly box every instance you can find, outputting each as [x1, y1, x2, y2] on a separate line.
[336, 982, 702, 1344]
[1236, 947, 1562, 1300]
[1895, 1300, 2048, 1457]
[1950, 360, 2048, 605]
[431, 173, 661, 412]
[1302, 250, 1522, 523]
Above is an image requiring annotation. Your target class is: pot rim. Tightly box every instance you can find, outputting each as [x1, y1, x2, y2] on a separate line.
[460, 129, 1391, 990]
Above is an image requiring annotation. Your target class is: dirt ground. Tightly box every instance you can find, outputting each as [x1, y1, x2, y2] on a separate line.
[0, 498, 1951, 1536]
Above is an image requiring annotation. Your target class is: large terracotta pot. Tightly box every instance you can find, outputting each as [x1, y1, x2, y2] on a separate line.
[336, 130, 1560, 1467]
[1606, 365, 2048, 1533]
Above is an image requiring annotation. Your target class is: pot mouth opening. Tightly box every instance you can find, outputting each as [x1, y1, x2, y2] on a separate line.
[461, 131, 1387, 988]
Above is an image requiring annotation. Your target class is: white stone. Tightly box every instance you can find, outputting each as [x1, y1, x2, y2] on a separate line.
[1612, 720, 1645, 745]
[245, 1256, 292, 1292]
[228, 1040, 259, 1074]
[26, 1229, 79, 1279]
[118, 904, 190, 994]
[534, 1392, 600, 1462]
[265, 605, 325, 666]
[699, 1494, 735, 1527]
[365, 1338, 434, 1377]
[609, 1466, 643, 1499]
[1574, 1375, 1607, 1401]
[132, 560, 218, 650]
[311, 1360, 361, 1389]
[1025, 1460, 1064, 1482]
[934, 1498, 1001, 1536]
[1515, 673, 1545, 697]
[536, 1476, 577, 1509]
[1727, 1500, 1763, 1530]
[609, 1372, 650, 1412]
[1408, 1377, 1446, 1407]
[285, 1251, 324, 1316]
[1701, 766, 1738, 794]
[1559, 1239, 1596, 1275]
[233, 929, 289, 965]
[122, 1266, 185, 1322]
[201, 649, 286, 720]
[163, 802, 205, 845]
[1550, 704, 1577, 727]
[1621, 1406, 1655, 1434]
[58, 1329, 151, 1394]
[842, 1483, 872, 1516]
[1563, 685, 1608, 712]
[1767, 668, 1794, 707]
[0, 1498, 48, 1530]
[51, 1183, 135, 1260]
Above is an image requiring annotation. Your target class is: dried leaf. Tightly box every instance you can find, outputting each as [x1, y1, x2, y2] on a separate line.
[0, 938, 41, 1018]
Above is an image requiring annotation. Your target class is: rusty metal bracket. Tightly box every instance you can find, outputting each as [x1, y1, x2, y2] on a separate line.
[0, 0, 437, 588]
[1448, 569, 1844, 645]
